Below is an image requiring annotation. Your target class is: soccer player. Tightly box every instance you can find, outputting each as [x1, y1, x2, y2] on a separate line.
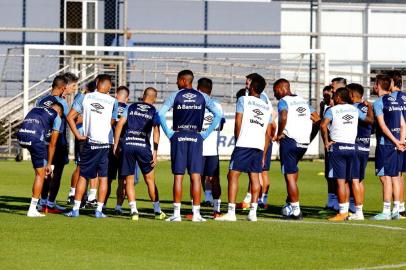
[372, 74, 405, 220]
[331, 77, 347, 92]
[273, 78, 320, 220]
[347, 83, 374, 220]
[198, 78, 225, 217]
[65, 74, 118, 218]
[113, 87, 166, 220]
[388, 70, 406, 218]
[106, 86, 129, 209]
[158, 70, 222, 222]
[320, 87, 361, 221]
[215, 74, 272, 222]
[17, 102, 63, 217]
[36, 75, 70, 214]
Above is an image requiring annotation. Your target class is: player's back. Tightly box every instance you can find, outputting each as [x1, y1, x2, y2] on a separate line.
[202, 98, 224, 156]
[375, 94, 402, 145]
[18, 107, 58, 143]
[125, 102, 158, 143]
[172, 88, 206, 132]
[354, 102, 372, 149]
[328, 103, 359, 144]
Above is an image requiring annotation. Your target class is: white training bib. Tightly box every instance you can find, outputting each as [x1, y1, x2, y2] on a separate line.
[282, 95, 313, 144]
[236, 96, 272, 150]
[328, 104, 359, 144]
[203, 100, 223, 156]
[82, 91, 116, 144]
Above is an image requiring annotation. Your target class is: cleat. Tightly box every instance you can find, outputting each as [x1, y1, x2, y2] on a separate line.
[215, 213, 237, 222]
[85, 199, 97, 209]
[282, 212, 304, 220]
[192, 215, 207, 222]
[114, 208, 123, 215]
[212, 211, 222, 219]
[131, 212, 139, 221]
[45, 206, 63, 214]
[185, 213, 193, 220]
[318, 206, 338, 216]
[392, 211, 400, 220]
[155, 211, 167, 220]
[236, 202, 250, 210]
[27, 210, 45, 217]
[165, 215, 182, 222]
[95, 211, 107, 218]
[399, 211, 406, 219]
[65, 209, 79, 217]
[247, 214, 257, 222]
[258, 203, 268, 210]
[347, 213, 364, 220]
[370, 212, 391, 220]
[37, 203, 46, 212]
[328, 213, 349, 221]
[67, 196, 75, 205]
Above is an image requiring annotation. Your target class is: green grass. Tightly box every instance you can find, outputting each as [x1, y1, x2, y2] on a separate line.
[0, 160, 405, 270]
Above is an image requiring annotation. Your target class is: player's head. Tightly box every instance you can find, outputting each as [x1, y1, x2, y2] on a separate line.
[51, 101, 64, 116]
[126, 28, 132, 40]
[51, 75, 68, 95]
[63, 72, 79, 96]
[347, 83, 364, 103]
[248, 74, 266, 96]
[245, 73, 261, 90]
[96, 74, 113, 94]
[322, 85, 333, 104]
[197, 77, 213, 96]
[177, 70, 194, 90]
[331, 77, 347, 92]
[387, 70, 402, 91]
[116, 86, 130, 103]
[333, 87, 351, 105]
[374, 74, 391, 94]
[273, 78, 290, 100]
[236, 88, 246, 100]
[143, 87, 157, 104]
[85, 80, 97, 93]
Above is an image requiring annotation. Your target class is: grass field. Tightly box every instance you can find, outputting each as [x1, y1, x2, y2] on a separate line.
[0, 160, 405, 270]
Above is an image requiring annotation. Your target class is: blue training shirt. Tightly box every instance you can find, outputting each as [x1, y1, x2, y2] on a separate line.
[373, 94, 402, 146]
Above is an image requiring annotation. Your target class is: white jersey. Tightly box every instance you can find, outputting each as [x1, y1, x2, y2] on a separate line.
[279, 95, 313, 144]
[236, 95, 272, 150]
[325, 104, 359, 144]
[81, 91, 117, 144]
[203, 99, 224, 156]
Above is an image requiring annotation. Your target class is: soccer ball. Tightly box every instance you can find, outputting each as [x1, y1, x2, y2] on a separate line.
[281, 203, 293, 216]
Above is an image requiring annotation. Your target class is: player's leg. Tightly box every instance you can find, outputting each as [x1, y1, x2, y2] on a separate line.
[259, 171, 270, 209]
[167, 174, 184, 221]
[105, 148, 118, 207]
[67, 165, 80, 205]
[190, 173, 204, 221]
[28, 167, 47, 217]
[124, 174, 139, 220]
[391, 174, 401, 219]
[237, 182, 252, 210]
[215, 169, 241, 221]
[143, 169, 165, 219]
[247, 172, 261, 221]
[114, 177, 125, 215]
[211, 175, 221, 217]
[46, 160, 66, 214]
[65, 175, 87, 217]
[86, 178, 98, 208]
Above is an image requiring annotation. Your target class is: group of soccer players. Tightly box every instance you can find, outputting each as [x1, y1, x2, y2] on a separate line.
[17, 68, 406, 221]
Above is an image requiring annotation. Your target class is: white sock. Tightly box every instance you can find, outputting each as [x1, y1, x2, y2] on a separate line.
[205, 190, 213, 202]
[261, 193, 268, 205]
[399, 202, 405, 212]
[249, 203, 258, 216]
[88, 189, 97, 201]
[153, 201, 161, 213]
[339, 202, 349, 214]
[192, 205, 201, 216]
[29, 198, 39, 212]
[115, 204, 122, 211]
[327, 193, 335, 208]
[383, 202, 391, 214]
[243, 193, 251, 204]
[393, 201, 400, 213]
[129, 201, 138, 214]
[69, 187, 76, 197]
[96, 202, 104, 212]
[73, 200, 81, 211]
[47, 200, 55, 208]
[173, 203, 181, 217]
[291, 201, 301, 216]
[213, 199, 221, 213]
[356, 205, 363, 216]
[228, 203, 236, 216]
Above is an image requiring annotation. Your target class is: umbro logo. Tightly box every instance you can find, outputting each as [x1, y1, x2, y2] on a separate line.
[361, 106, 368, 113]
[183, 93, 196, 100]
[137, 104, 150, 112]
[388, 97, 396, 102]
[252, 109, 263, 116]
[296, 107, 306, 113]
[43, 100, 53, 107]
[402, 96, 406, 102]
[90, 103, 104, 114]
[204, 115, 213, 122]
[342, 114, 354, 122]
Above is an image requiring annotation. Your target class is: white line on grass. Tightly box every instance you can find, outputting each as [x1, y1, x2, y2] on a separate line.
[257, 218, 406, 231]
[339, 262, 406, 270]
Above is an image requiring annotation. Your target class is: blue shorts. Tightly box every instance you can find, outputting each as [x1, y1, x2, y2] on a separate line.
[328, 143, 355, 180]
[170, 131, 203, 175]
[375, 144, 401, 177]
[74, 139, 85, 164]
[18, 138, 48, 169]
[121, 144, 153, 176]
[229, 147, 263, 173]
[202, 155, 220, 177]
[352, 146, 369, 181]
[280, 137, 308, 174]
[79, 141, 110, 179]
[262, 142, 273, 171]
[108, 147, 123, 180]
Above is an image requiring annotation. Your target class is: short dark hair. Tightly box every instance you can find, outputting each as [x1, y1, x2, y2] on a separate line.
[236, 88, 246, 100]
[86, 80, 97, 92]
[51, 101, 64, 114]
[116, 85, 130, 96]
[387, 70, 402, 89]
[177, 70, 194, 81]
[347, 83, 364, 97]
[63, 72, 79, 84]
[246, 73, 261, 81]
[52, 75, 68, 89]
[332, 77, 347, 86]
[273, 78, 290, 89]
[197, 78, 213, 93]
[323, 85, 333, 92]
[376, 74, 391, 91]
[97, 74, 112, 84]
[250, 74, 266, 94]
[334, 87, 351, 103]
